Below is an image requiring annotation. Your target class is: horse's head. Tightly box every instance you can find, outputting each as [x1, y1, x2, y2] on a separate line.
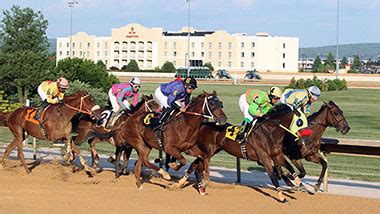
[192, 90, 227, 125]
[64, 91, 101, 117]
[323, 101, 350, 134]
[142, 94, 161, 112]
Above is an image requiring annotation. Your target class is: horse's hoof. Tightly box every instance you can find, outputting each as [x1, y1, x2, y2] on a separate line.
[178, 177, 187, 188]
[95, 167, 103, 173]
[199, 187, 207, 196]
[138, 185, 143, 190]
[201, 179, 209, 188]
[314, 184, 321, 192]
[158, 169, 171, 180]
[122, 171, 130, 176]
[280, 199, 289, 204]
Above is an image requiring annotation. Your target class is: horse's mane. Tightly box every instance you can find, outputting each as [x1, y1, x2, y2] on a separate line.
[308, 101, 343, 122]
[63, 91, 89, 101]
[188, 91, 216, 109]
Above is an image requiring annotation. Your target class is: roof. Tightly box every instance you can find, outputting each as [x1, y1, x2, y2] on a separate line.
[163, 31, 215, 37]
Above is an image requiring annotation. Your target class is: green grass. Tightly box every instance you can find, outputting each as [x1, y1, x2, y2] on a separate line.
[1, 84, 380, 182]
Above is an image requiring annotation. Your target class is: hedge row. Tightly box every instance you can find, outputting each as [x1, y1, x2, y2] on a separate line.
[286, 76, 348, 91]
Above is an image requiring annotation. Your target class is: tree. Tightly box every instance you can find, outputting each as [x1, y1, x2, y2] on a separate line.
[341, 56, 348, 66]
[0, 6, 51, 102]
[325, 52, 335, 69]
[313, 56, 324, 73]
[161, 61, 176, 72]
[203, 62, 214, 71]
[53, 58, 119, 92]
[124, 60, 139, 72]
[352, 55, 361, 70]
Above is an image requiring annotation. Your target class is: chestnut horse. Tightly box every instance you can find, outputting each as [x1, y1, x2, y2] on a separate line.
[0, 111, 10, 126]
[101, 91, 227, 187]
[283, 101, 350, 191]
[71, 94, 160, 174]
[177, 104, 304, 202]
[0, 91, 100, 174]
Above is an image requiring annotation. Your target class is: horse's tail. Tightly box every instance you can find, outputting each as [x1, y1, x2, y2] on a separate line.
[86, 127, 115, 141]
[0, 111, 10, 127]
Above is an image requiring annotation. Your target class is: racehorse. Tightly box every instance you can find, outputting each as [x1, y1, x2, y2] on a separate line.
[72, 94, 160, 175]
[0, 111, 10, 126]
[177, 104, 305, 202]
[282, 101, 350, 191]
[103, 91, 227, 188]
[0, 91, 100, 175]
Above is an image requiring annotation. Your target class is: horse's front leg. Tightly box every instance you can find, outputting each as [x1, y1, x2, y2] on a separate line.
[88, 137, 102, 170]
[70, 138, 95, 177]
[165, 147, 186, 172]
[305, 151, 328, 192]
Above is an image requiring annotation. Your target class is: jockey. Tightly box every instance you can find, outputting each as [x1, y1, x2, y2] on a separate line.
[107, 77, 141, 128]
[280, 86, 321, 116]
[34, 77, 69, 121]
[154, 76, 197, 124]
[236, 86, 282, 143]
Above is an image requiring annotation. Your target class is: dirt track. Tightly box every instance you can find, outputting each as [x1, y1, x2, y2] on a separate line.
[1, 160, 379, 214]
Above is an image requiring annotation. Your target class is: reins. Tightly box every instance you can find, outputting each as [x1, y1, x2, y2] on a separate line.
[64, 94, 93, 115]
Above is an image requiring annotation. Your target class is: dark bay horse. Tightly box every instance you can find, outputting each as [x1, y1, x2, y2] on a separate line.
[0, 91, 100, 174]
[108, 91, 227, 188]
[72, 94, 160, 174]
[283, 101, 350, 191]
[178, 104, 304, 202]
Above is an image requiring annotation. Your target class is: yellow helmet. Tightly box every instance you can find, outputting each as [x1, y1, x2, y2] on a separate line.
[268, 86, 282, 99]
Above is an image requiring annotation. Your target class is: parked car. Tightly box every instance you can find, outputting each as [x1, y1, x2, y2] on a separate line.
[244, 69, 262, 80]
[215, 69, 232, 79]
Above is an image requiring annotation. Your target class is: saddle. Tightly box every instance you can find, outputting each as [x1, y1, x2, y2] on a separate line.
[25, 106, 50, 138]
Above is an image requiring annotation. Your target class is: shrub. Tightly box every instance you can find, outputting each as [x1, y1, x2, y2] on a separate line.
[287, 77, 347, 91]
[66, 80, 109, 107]
[161, 61, 176, 73]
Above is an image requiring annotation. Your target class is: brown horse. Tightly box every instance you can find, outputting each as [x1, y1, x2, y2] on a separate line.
[283, 101, 350, 191]
[0, 91, 100, 174]
[177, 104, 304, 202]
[0, 111, 10, 126]
[71, 94, 160, 174]
[100, 91, 227, 187]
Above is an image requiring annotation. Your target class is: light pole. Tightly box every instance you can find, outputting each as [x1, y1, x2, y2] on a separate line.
[187, 0, 191, 77]
[68, 0, 78, 58]
[335, 0, 339, 79]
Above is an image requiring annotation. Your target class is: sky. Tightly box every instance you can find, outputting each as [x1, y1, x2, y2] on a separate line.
[0, 0, 379, 47]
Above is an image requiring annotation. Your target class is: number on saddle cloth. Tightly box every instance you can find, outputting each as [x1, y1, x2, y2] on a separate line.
[143, 112, 161, 129]
[97, 110, 112, 127]
[225, 125, 241, 142]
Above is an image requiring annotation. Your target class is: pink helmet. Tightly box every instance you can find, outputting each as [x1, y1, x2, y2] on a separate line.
[57, 77, 69, 89]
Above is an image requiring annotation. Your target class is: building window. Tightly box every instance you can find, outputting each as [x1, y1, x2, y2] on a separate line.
[72, 51, 75, 56]
[218, 52, 222, 59]
[79, 51, 82, 57]
[208, 42, 212, 49]
[228, 42, 232, 49]
[241, 42, 244, 48]
[79, 42, 82, 49]
[208, 52, 212, 59]
[283, 63, 286, 68]
[105, 51, 108, 56]
[240, 62, 244, 68]
[251, 42, 255, 48]
[191, 52, 195, 57]
[59, 43, 62, 48]
[105, 60, 108, 65]
[201, 52, 204, 57]
[218, 61, 221, 67]
[72, 43, 75, 48]
[218, 42, 222, 49]
[283, 43, 286, 48]
[191, 42, 195, 48]
[228, 52, 232, 59]
[173, 51, 177, 57]
[201, 42, 204, 49]
[164, 51, 167, 57]
[173, 60, 176, 66]
[97, 42, 100, 48]
[66, 51, 69, 56]
[173, 42, 176, 49]
[251, 52, 255, 58]
[87, 51, 90, 57]
[241, 52, 245, 58]
[164, 42, 168, 49]
[251, 62, 255, 68]
[59, 51, 62, 56]
[105, 42, 108, 49]
[228, 61, 232, 67]
[283, 53, 286, 58]
[97, 51, 100, 57]
[87, 42, 90, 48]
[67, 43, 69, 48]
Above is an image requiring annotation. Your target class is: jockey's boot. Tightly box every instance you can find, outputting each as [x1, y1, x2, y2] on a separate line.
[34, 100, 49, 121]
[158, 107, 172, 125]
[236, 121, 253, 143]
[106, 111, 116, 129]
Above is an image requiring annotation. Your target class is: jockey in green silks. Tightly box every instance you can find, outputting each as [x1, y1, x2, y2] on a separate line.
[236, 86, 283, 143]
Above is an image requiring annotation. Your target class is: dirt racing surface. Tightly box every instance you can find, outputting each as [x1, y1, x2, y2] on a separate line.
[1, 160, 379, 214]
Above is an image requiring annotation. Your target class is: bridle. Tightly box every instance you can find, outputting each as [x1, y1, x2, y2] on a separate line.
[144, 99, 156, 112]
[64, 94, 99, 115]
[184, 96, 222, 121]
[309, 105, 345, 132]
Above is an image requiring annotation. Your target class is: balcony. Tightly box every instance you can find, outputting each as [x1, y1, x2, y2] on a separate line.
[121, 42, 128, 50]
